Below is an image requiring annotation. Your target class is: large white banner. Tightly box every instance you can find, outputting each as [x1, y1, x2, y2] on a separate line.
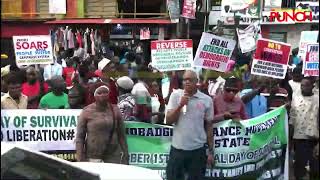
[1, 108, 289, 180]
[1, 109, 81, 151]
[13, 35, 54, 66]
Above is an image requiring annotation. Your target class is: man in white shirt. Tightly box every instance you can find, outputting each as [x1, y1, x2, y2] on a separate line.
[289, 66, 303, 97]
[43, 58, 63, 82]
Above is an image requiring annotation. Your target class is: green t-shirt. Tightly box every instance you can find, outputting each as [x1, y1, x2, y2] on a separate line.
[39, 92, 69, 109]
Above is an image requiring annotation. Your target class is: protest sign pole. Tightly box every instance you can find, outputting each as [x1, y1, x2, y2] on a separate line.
[233, 12, 241, 58]
[203, 0, 209, 32]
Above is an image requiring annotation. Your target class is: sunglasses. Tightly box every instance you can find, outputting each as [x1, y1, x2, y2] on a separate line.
[225, 88, 239, 93]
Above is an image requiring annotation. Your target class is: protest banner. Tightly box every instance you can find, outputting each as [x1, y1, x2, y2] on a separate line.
[236, 21, 261, 53]
[181, 0, 197, 19]
[193, 32, 236, 72]
[1, 107, 288, 179]
[151, 39, 193, 72]
[304, 43, 319, 77]
[251, 38, 291, 79]
[298, 31, 319, 62]
[12, 35, 54, 66]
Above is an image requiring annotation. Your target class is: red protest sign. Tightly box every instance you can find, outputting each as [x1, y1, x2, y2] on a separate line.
[251, 38, 291, 79]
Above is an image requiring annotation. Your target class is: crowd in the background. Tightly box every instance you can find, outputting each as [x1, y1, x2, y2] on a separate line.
[1, 43, 319, 180]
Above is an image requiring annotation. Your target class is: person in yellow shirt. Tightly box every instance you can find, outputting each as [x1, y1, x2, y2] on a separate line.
[1, 71, 27, 109]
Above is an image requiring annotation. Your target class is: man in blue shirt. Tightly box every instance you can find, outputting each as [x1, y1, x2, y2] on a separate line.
[240, 76, 267, 118]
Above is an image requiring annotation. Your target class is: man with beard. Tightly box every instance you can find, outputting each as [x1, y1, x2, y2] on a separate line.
[22, 66, 48, 109]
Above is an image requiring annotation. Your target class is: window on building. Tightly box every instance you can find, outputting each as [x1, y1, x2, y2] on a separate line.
[117, 0, 167, 18]
[269, 32, 287, 43]
[281, 0, 296, 8]
[211, 0, 222, 6]
[110, 24, 133, 39]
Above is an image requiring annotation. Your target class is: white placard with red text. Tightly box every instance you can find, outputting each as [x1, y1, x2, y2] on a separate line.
[304, 43, 319, 77]
[151, 39, 193, 72]
[13, 35, 54, 66]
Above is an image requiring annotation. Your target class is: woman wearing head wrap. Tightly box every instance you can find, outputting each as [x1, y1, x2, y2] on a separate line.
[76, 85, 129, 164]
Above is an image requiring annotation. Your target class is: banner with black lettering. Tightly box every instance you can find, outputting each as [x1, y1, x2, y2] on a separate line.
[1, 107, 288, 179]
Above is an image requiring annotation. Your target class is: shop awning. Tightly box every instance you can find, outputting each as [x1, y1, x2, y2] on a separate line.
[105, 18, 175, 24]
[45, 18, 176, 24]
[45, 19, 106, 24]
[1, 21, 52, 38]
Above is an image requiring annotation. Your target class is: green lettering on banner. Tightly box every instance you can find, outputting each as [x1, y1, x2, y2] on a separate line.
[13, 116, 21, 128]
[1, 116, 10, 128]
[1, 108, 288, 180]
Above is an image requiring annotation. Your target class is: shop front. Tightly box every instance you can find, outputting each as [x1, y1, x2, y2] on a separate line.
[44, 18, 176, 65]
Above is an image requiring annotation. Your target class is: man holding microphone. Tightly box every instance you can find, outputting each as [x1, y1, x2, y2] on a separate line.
[166, 70, 214, 180]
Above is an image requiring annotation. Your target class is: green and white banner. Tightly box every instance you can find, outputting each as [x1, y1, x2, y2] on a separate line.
[1, 107, 288, 179]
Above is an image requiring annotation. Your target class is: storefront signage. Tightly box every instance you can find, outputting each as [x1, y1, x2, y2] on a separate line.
[296, 1, 319, 23]
[270, 8, 313, 22]
[251, 38, 291, 79]
[151, 39, 193, 72]
[264, 0, 282, 9]
[211, 8, 317, 25]
[219, 11, 296, 25]
[12, 35, 54, 66]
[181, 0, 197, 19]
[193, 32, 236, 72]
[140, 28, 150, 40]
[221, 0, 261, 18]
[304, 43, 319, 77]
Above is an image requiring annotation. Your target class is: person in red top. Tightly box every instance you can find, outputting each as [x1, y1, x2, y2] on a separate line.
[21, 66, 48, 109]
[62, 58, 76, 88]
[213, 77, 248, 122]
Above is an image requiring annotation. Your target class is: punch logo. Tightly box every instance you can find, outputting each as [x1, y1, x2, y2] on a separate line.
[269, 8, 313, 22]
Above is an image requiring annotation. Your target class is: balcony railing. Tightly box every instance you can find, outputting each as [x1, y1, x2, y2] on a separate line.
[1, 0, 169, 20]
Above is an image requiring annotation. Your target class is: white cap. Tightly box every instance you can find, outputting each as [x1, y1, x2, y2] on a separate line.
[117, 76, 134, 90]
[98, 58, 111, 71]
[1, 65, 10, 77]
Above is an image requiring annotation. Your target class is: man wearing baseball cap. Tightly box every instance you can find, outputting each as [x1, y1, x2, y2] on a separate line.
[87, 58, 119, 105]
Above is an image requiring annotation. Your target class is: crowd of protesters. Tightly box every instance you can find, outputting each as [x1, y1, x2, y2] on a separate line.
[1, 43, 319, 180]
